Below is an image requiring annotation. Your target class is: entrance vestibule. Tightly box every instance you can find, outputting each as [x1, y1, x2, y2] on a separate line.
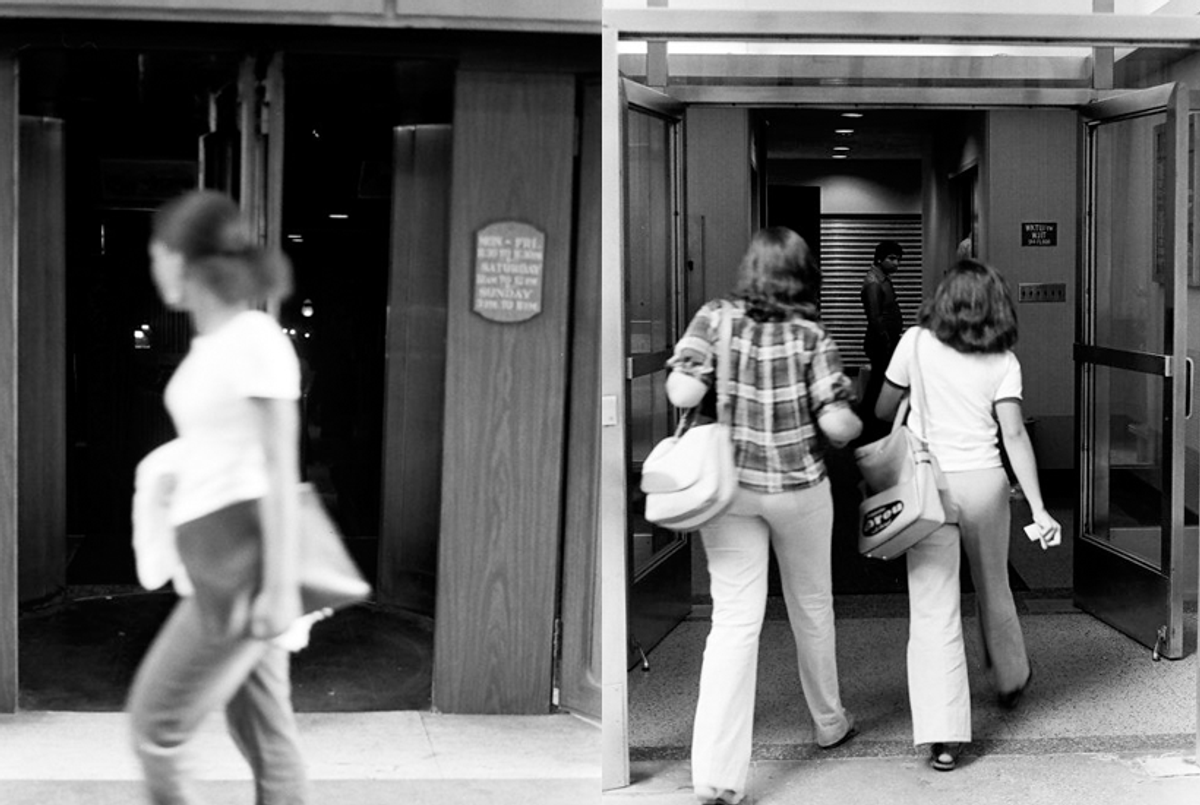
[602, 6, 1200, 788]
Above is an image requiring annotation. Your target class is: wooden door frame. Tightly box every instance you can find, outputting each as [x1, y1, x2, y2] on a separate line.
[559, 76, 602, 721]
[0, 50, 17, 714]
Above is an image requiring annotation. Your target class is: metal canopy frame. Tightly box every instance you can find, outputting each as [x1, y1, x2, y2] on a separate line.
[605, 9, 1200, 108]
[605, 9, 1200, 48]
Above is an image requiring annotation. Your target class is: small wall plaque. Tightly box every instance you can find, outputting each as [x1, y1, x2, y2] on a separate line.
[1021, 222, 1057, 247]
[473, 221, 545, 323]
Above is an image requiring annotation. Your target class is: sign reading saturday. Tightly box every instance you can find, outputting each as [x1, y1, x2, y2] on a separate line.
[473, 221, 545, 323]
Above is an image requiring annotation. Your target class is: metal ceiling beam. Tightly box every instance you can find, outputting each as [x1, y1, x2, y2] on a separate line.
[618, 53, 1093, 83]
[662, 85, 1097, 108]
[604, 9, 1200, 48]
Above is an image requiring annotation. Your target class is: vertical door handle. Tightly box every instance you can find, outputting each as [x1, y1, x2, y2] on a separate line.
[1187, 357, 1195, 419]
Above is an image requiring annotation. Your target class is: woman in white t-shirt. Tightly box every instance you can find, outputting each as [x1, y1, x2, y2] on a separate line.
[125, 190, 309, 804]
[875, 259, 1062, 773]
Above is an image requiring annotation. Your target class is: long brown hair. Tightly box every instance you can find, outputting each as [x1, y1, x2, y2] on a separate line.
[731, 227, 820, 322]
[919, 258, 1018, 353]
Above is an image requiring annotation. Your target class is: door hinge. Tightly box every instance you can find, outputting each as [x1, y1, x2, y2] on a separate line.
[550, 617, 563, 708]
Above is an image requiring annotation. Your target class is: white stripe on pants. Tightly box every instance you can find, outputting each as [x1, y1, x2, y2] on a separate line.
[905, 522, 972, 746]
[691, 480, 851, 803]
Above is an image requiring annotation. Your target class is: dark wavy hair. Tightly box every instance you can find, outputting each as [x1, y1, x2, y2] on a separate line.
[918, 258, 1017, 354]
[731, 227, 820, 322]
[152, 190, 293, 305]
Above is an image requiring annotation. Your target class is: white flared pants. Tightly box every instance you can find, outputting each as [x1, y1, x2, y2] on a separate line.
[691, 480, 852, 804]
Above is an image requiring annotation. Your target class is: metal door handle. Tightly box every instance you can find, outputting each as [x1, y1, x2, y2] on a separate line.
[1187, 357, 1195, 419]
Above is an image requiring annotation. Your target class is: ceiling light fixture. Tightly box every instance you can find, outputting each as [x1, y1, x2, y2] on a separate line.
[841, 112, 864, 119]
[832, 154, 848, 159]
[835, 128, 854, 135]
[834, 146, 850, 151]
[329, 213, 349, 220]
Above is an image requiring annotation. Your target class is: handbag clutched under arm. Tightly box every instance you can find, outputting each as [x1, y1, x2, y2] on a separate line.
[854, 330, 957, 560]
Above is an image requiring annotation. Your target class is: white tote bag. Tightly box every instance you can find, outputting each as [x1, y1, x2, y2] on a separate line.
[642, 304, 737, 531]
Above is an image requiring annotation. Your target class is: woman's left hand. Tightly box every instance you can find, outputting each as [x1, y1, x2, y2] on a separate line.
[248, 584, 303, 639]
[1031, 508, 1063, 548]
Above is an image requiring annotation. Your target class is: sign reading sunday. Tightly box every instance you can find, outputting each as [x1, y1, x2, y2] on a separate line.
[473, 221, 545, 323]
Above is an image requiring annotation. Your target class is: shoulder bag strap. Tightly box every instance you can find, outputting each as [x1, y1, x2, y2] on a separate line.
[715, 302, 734, 426]
[908, 328, 931, 445]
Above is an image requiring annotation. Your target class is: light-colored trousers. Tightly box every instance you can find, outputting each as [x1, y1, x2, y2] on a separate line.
[691, 480, 852, 804]
[953, 467, 1030, 695]
[126, 596, 309, 805]
[905, 466, 1027, 745]
[905, 521, 971, 745]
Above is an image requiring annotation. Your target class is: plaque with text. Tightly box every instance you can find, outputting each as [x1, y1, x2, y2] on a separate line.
[1021, 222, 1057, 247]
[473, 221, 545, 323]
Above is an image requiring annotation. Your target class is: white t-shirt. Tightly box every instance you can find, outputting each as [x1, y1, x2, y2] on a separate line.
[163, 310, 301, 525]
[884, 326, 1022, 473]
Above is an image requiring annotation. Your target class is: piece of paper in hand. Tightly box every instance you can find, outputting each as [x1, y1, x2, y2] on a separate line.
[1024, 523, 1047, 550]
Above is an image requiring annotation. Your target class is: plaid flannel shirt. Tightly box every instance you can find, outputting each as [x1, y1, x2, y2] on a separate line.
[667, 298, 855, 493]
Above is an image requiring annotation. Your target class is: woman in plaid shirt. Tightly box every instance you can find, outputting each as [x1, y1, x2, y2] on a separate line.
[666, 227, 862, 805]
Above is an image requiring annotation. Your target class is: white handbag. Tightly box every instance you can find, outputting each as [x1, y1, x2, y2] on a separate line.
[854, 330, 957, 560]
[641, 304, 737, 531]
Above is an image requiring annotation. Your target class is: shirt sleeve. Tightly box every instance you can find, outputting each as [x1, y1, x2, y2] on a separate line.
[884, 326, 918, 389]
[995, 352, 1023, 402]
[807, 327, 855, 417]
[666, 302, 719, 386]
[228, 313, 302, 400]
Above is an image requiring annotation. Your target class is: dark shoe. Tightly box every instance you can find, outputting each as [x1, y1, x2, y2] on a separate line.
[998, 667, 1033, 710]
[929, 742, 961, 772]
[819, 725, 859, 750]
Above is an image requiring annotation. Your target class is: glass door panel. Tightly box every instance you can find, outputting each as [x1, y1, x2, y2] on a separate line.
[624, 83, 690, 668]
[1076, 84, 1189, 660]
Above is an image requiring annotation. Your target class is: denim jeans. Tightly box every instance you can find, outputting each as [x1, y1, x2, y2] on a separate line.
[126, 500, 308, 805]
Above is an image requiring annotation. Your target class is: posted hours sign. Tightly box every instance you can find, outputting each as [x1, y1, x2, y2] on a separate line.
[473, 221, 545, 323]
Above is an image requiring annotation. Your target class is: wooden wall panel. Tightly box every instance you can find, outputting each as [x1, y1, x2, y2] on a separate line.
[433, 71, 575, 714]
[559, 78, 601, 720]
[0, 53, 18, 713]
[379, 125, 451, 615]
[17, 117, 67, 604]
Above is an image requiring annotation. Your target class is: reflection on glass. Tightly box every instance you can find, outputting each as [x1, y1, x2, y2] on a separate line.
[629, 370, 673, 465]
[625, 105, 685, 581]
[625, 108, 675, 356]
[1091, 110, 1168, 353]
[1086, 365, 1162, 570]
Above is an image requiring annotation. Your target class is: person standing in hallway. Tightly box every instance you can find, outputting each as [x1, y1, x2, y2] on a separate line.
[665, 227, 861, 805]
[875, 258, 1062, 773]
[126, 190, 309, 804]
[859, 240, 905, 442]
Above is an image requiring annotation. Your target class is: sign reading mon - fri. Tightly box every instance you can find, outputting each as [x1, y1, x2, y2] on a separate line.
[473, 221, 545, 323]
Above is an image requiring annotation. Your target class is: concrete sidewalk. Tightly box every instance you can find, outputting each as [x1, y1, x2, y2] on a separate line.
[0, 711, 601, 804]
[607, 753, 1200, 805]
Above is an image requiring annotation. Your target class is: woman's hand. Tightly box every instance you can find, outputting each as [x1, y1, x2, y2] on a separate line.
[1030, 508, 1063, 548]
[249, 584, 303, 639]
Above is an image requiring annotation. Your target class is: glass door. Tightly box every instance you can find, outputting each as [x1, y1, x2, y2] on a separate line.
[623, 78, 691, 669]
[1075, 83, 1192, 660]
